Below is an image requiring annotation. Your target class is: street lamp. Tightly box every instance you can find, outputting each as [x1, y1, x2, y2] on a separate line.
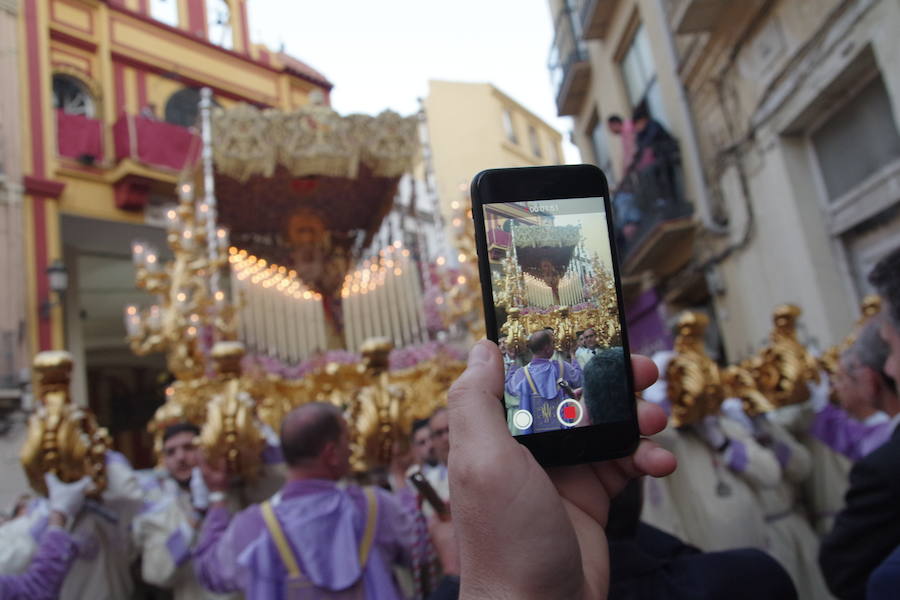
[41, 259, 68, 319]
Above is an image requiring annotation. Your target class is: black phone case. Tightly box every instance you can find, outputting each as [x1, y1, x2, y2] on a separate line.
[469, 164, 640, 466]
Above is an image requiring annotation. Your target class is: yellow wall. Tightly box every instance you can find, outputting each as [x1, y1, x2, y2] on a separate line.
[424, 80, 564, 221]
[22, 0, 332, 354]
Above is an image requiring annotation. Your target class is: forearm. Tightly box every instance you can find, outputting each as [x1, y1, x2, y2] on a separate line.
[192, 503, 241, 593]
[0, 527, 77, 600]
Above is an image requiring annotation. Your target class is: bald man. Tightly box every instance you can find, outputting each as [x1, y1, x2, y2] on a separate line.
[192, 403, 416, 599]
[506, 330, 582, 434]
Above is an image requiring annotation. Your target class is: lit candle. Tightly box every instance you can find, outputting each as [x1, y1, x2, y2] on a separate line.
[147, 305, 161, 329]
[123, 305, 141, 337]
[313, 294, 326, 355]
[132, 242, 146, 267]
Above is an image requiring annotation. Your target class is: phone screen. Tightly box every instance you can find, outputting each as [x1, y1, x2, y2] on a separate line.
[480, 196, 632, 437]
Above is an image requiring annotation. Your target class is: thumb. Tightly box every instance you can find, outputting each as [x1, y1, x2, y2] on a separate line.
[447, 340, 510, 455]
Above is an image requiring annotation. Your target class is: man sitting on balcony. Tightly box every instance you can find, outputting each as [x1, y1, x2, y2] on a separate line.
[630, 104, 682, 216]
[608, 115, 642, 245]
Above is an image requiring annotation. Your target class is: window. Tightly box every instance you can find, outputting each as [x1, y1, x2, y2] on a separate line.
[528, 126, 542, 157]
[207, 0, 233, 49]
[164, 88, 202, 128]
[812, 76, 900, 201]
[550, 142, 561, 165]
[53, 74, 95, 117]
[150, 0, 179, 27]
[619, 25, 668, 126]
[502, 109, 517, 144]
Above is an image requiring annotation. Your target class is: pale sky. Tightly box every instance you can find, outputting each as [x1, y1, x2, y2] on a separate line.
[247, 0, 581, 162]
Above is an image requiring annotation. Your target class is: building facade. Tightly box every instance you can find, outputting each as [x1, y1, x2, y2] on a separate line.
[15, 0, 331, 464]
[423, 80, 565, 224]
[550, 0, 900, 360]
[0, 0, 30, 513]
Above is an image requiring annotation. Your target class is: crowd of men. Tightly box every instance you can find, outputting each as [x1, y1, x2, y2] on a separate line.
[0, 248, 897, 599]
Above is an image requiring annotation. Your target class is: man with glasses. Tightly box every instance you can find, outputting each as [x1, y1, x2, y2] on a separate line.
[821, 247, 900, 599]
[812, 321, 897, 461]
[575, 327, 601, 368]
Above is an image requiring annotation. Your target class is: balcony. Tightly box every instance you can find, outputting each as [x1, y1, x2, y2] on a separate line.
[56, 110, 104, 164]
[113, 114, 201, 173]
[111, 115, 201, 210]
[581, 0, 621, 40]
[613, 151, 696, 280]
[668, 0, 730, 34]
[549, 4, 591, 116]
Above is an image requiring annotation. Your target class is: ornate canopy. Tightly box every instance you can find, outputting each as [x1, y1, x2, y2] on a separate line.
[512, 223, 581, 290]
[210, 103, 420, 299]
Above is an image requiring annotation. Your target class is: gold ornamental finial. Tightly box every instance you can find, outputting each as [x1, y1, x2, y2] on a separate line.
[722, 365, 775, 418]
[552, 306, 577, 353]
[501, 307, 527, 355]
[361, 337, 394, 373]
[666, 312, 723, 427]
[21, 351, 111, 497]
[760, 304, 820, 406]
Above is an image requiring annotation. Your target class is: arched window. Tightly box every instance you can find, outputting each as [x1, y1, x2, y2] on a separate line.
[164, 88, 221, 128]
[53, 74, 96, 118]
[164, 88, 202, 128]
[207, 0, 233, 50]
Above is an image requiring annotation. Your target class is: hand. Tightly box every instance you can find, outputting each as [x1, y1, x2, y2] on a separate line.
[447, 341, 676, 600]
[695, 415, 728, 450]
[200, 456, 228, 494]
[190, 466, 211, 510]
[429, 517, 460, 576]
[45, 473, 92, 524]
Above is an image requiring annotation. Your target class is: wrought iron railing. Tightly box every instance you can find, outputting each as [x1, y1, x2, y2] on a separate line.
[548, 2, 589, 101]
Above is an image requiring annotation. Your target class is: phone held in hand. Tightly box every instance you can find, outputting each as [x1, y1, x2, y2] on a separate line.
[470, 165, 640, 466]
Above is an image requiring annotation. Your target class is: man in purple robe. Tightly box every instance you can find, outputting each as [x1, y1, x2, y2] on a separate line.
[0, 473, 90, 600]
[506, 329, 582, 434]
[811, 319, 897, 461]
[192, 402, 414, 599]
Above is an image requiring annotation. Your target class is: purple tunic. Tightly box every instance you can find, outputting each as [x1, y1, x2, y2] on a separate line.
[193, 479, 413, 599]
[809, 404, 892, 461]
[507, 358, 582, 434]
[0, 527, 76, 600]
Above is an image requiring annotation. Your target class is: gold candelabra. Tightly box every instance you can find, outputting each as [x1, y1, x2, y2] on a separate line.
[125, 182, 233, 381]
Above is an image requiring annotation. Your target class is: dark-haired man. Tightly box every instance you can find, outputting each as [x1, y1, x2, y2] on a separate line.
[820, 246, 900, 599]
[132, 422, 234, 600]
[193, 403, 415, 599]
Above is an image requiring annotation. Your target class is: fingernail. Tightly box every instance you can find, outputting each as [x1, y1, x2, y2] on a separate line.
[469, 341, 492, 365]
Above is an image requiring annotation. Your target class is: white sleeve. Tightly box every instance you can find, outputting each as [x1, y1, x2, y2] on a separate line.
[0, 505, 45, 575]
[132, 497, 195, 589]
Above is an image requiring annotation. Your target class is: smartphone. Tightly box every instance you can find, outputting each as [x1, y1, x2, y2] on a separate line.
[470, 165, 639, 466]
[409, 471, 450, 518]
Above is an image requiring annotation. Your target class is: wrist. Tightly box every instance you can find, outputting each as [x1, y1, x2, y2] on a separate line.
[48, 511, 67, 528]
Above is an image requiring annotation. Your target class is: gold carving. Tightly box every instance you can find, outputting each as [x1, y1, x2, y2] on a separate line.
[20, 352, 111, 497]
[666, 312, 723, 427]
[211, 104, 419, 183]
[755, 305, 820, 407]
